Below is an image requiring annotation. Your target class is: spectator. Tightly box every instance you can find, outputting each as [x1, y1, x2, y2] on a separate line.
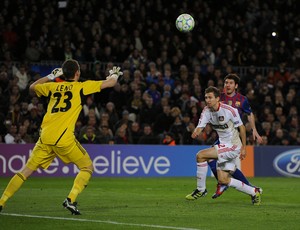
[20, 101, 30, 119]
[163, 68, 175, 89]
[0, 0, 299, 146]
[161, 84, 173, 102]
[114, 110, 133, 133]
[274, 106, 285, 119]
[74, 120, 83, 139]
[129, 89, 143, 114]
[36, 102, 46, 118]
[27, 107, 42, 141]
[138, 124, 158, 145]
[182, 122, 196, 145]
[121, 69, 132, 84]
[162, 132, 176, 146]
[9, 85, 22, 106]
[144, 83, 161, 105]
[17, 125, 33, 143]
[270, 129, 286, 145]
[191, 84, 203, 103]
[131, 69, 147, 92]
[175, 91, 190, 113]
[169, 107, 185, 144]
[152, 105, 174, 135]
[104, 102, 119, 128]
[82, 96, 100, 120]
[128, 122, 142, 144]
[6, 103, 23, 125]
[145, 62, 159, 85]
[98, 125, 114, 144]
[25, 40, 41, 62]
[108, 137, 115, 145]
[272, 62, 290, 85]
[28, 96, 39, 112]
[80, 126, 100, 144]
[261, 121, 273, 141]
[109, 83, 130, 111]
[114, 125, 130, 144]
[128, 48, 144, 70]
[79, 114, 99, 140]
[190, 105, 200, 127]
[288, 115, 299, 131]
[4, 124, 18, 144]
[288, 128, 300, 145]
[13, 65, 29, 91]
[98, 112, 111, 130]
[154, 96, 170, 115]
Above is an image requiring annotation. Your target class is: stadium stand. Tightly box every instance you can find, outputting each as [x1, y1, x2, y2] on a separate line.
[0, 0, 299, 145]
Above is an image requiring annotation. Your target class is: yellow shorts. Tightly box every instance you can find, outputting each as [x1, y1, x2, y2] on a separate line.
[26, 138, 92, 170]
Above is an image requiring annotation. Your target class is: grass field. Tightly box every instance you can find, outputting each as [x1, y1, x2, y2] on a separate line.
[0, 177, 299, 230]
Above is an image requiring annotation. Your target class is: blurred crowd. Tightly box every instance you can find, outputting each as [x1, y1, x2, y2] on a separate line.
[0, 0, 299, 145]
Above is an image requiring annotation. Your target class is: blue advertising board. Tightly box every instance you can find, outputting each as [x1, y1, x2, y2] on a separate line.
[86, 145, 206, 177]
[2, 144, 299, 178]
[0, 144, 209, 177]
[254, 146, 300, 177]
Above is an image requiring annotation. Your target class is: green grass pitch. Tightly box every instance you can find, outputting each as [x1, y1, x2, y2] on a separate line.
[0, 177, 299, 230]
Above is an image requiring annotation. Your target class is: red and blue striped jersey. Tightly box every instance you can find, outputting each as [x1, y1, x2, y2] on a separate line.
[220, 92, 252, 118]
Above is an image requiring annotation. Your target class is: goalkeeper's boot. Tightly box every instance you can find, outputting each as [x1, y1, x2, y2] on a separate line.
[185, 189, 207, 200]
[251, 191, 261, 206]
[63, 198, 81, 215]
[212, 183, 228, 199]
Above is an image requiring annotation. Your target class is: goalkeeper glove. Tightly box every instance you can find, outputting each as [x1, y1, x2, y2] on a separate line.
[107, 66, 123, 80]
[47, 68, 63, 80]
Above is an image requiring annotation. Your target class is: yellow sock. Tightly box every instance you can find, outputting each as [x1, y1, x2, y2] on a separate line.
[68, 169, 92, 202]
[0, 173, 27, 207]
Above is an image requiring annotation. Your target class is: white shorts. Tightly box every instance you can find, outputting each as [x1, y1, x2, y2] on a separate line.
[214, 143, 241, 171]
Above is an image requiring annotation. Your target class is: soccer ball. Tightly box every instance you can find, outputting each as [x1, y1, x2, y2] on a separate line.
[175, 14, 195, 33]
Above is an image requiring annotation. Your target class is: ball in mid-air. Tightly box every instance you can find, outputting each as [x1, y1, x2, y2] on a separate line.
[175, 14, 195, 33]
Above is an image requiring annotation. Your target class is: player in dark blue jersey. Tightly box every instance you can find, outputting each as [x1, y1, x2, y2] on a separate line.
[210, 73, 263, 199]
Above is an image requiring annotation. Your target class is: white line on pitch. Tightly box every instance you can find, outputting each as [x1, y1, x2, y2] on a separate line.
[0, 213, 201, 230]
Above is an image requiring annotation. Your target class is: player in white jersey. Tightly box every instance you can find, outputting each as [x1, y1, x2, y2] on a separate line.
[185, 86, 261, 205]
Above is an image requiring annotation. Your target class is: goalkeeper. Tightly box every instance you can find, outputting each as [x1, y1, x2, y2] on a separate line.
[0, 59, 123, 215]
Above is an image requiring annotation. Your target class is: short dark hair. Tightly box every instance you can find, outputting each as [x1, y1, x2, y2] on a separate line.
[62, 59, 80, 79]
[205, 86, 220, 98]
[224, 73, 240, 85]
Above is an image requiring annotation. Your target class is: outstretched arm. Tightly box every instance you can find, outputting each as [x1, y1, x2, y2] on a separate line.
[29, 77, 51, 95]
[100, 77, 118, 89]
[247, 113, 263, 144]
[101, 66, 123, 89]
[29, 68, 63, 95]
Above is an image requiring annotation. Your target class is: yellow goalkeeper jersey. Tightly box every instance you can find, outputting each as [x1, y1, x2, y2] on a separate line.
[34, 80, 102, 146]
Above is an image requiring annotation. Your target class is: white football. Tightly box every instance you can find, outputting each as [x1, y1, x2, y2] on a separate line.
[175, 14, 195, 33]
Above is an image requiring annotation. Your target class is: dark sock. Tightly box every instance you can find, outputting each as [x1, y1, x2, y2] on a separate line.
[208, 160, 218, 180]
[232, 168, 250, 185]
